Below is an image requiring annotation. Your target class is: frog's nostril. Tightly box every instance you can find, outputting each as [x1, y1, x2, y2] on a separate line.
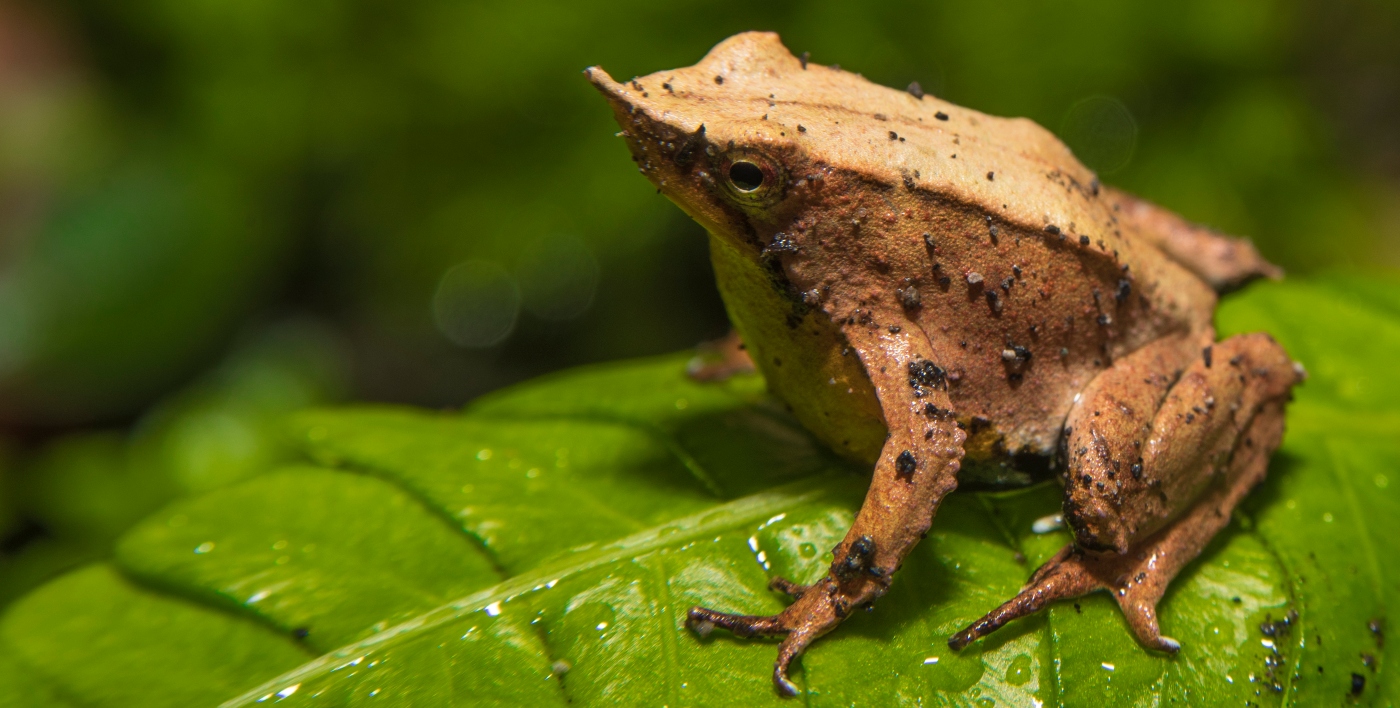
[729, 161, 765, 191]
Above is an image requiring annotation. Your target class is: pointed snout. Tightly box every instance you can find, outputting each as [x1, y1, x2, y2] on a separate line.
[582, 65, 614, 93]
[583, 65, 633, 115]
[582, 61, 732, 239]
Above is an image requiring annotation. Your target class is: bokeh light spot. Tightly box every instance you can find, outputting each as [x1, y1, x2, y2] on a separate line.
[432, 261, 520, 348]
[1060, 96, 1138, 175]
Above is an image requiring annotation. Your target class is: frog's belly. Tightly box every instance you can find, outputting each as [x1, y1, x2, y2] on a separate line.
[709, 234, 887, 464]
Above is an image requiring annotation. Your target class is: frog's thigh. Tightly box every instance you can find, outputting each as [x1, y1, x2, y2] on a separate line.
[1060, 334, 1201, 554]
[1132, 333, 1296, 528]
[1065, 333, 1299, 551]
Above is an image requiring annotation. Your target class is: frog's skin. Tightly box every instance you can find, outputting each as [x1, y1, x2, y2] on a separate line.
[587, 32, 1303, 697]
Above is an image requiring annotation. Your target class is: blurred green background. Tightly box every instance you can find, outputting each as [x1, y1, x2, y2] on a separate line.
[1, 0, 1397, 605]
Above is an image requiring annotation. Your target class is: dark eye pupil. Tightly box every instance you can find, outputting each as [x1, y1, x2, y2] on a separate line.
[728, 161, 765, 191]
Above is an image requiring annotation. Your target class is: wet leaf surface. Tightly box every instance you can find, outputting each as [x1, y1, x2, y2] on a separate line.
[0, 276, 1397, 706]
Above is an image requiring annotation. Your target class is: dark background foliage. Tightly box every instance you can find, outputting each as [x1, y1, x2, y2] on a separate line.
[1, 0, 1398, 607]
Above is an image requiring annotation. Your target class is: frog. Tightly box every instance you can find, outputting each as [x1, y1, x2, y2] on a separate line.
[586, 32, 1303, 697]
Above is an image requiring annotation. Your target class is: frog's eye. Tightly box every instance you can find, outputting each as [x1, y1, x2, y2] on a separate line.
[728, 161, 765, 192]
[719, 150, 785, 207]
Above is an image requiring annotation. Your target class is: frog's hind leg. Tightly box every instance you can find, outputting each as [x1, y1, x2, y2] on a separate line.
[952, 333, 1300, 651]
[1109, 395, 1287, 648]
[1106, 188, 1283, 292]
[954, 399, 1287, 652]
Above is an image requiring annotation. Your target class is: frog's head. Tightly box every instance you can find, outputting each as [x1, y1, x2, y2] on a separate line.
[590, 31, 1101, 265]
[585, 33, 815, 253]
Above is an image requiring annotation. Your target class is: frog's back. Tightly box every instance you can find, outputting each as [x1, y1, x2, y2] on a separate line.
[606, 32, 1218, 462]
[656, 33, 1117, 253]
[667, 34, 1214, 454]
[648, 32, 1214, 329]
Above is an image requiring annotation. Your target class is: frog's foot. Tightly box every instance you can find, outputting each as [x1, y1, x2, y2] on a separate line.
[947, 545, 1101, 651]
[686, 329, 755, 382]
[687, 575, 883, 696]
[947, 543, 1181, 653]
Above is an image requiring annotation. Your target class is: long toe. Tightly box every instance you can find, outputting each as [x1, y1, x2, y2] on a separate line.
[949, 597, 1043, 650]
[686, 606, 787, 639]
[952, 546, 1100, 649]
[768, 576, 809, 599]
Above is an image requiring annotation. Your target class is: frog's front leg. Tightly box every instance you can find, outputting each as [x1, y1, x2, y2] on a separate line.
[950, 332, 1301, 651]
[687, 326, 965, 696]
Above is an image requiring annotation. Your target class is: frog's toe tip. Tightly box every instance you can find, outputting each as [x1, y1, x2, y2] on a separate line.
[773, 643, 807, 697]
[946, 630, 975, 651]
[684, 607, 719, 638]
[772, 668, 801, 698]
[689, 619, 715, 638]
[1156, 635, 1181, 654]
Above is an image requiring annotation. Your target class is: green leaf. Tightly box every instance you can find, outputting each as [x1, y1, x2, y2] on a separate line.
[1, 275, 1397, 705]
[1, 564, 310, 708]
[0, 322, 346, 607]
